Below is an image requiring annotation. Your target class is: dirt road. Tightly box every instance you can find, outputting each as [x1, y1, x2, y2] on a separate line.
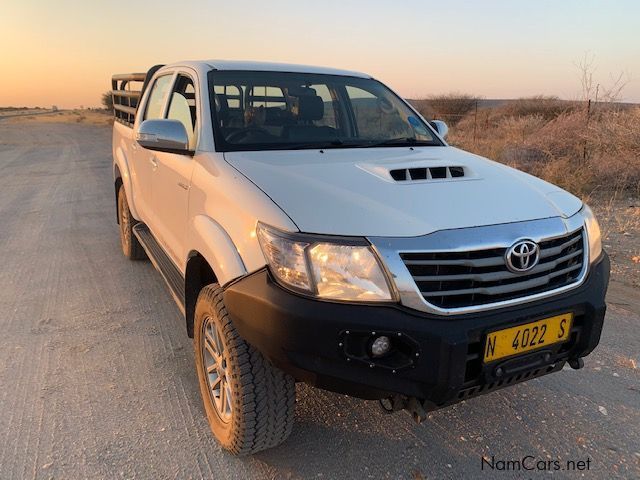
[0, 120, 638, 479]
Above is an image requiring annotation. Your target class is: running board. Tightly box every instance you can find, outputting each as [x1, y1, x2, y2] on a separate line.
[133, 223, 185, 313]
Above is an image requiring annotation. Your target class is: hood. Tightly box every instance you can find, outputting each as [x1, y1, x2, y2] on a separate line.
[224, 146, 582, 237]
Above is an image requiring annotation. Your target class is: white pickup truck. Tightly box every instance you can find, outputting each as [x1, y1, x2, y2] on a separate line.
[111, 60, 609, 455]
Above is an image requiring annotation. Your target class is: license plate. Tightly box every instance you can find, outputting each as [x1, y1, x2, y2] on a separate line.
[483, 313, 573, 363]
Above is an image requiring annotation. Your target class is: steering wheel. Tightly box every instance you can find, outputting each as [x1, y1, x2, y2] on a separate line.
[226, 127, 273, 143]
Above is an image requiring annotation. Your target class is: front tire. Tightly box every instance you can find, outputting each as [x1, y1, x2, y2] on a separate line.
[117, 184, 146, 260]
[194, 284, 296, 455]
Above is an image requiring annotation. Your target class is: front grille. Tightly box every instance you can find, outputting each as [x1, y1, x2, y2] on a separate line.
[400, 228, 585, 309]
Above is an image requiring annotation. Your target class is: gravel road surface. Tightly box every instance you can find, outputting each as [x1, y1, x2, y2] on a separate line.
[0, 121, 638, 479]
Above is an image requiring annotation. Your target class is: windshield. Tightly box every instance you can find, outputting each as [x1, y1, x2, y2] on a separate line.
[209, 71, 442, 152]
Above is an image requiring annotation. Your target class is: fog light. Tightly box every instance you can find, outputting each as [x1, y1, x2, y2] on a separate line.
[371, 336, 391, 357]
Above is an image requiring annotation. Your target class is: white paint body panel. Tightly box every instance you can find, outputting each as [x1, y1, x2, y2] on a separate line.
[224, 147, 582, 237]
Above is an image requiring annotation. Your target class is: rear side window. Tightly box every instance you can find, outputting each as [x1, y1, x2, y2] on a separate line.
[167, 75, 198, 149]
[144, 75, 173, 120]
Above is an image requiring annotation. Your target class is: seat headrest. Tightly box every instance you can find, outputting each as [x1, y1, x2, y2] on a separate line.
[297, 95, 324, 121]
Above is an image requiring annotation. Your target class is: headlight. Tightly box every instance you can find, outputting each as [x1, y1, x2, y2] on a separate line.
[257, 223, 394, 302]
[581, 204, 602, 264]
[256, 225, 311, 291]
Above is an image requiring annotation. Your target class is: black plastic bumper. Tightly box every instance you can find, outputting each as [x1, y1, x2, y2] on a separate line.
[223, 253, 609, 409]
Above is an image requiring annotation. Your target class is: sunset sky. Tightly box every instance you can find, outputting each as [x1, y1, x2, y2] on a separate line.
[2, 0, 639, 108]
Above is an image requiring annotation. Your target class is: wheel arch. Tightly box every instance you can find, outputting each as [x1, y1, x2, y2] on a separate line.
[185, 251, 218, 337]
[184, 215, 248, 337]
[113, 147, 140, 220]
[114, 165, 123, 223]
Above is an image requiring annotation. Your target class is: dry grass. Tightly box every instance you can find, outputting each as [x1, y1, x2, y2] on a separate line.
[589, 195, 640, 287]
[413, 93, 478, 125]
[444, 102, 640, 196]
[497, 95, 577, 120]
[6, 109, 113, 126]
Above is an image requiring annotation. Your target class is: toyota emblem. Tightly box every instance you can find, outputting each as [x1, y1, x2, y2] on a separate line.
[505, 240, 540, 273]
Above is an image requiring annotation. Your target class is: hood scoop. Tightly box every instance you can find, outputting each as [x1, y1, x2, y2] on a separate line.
[390, 166, 466, 182]
[356, 160, 478, 183]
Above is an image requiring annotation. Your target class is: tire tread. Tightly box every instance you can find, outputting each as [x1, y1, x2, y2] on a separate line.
[117, 185, 146, 261]
[197, 284, 295, 455]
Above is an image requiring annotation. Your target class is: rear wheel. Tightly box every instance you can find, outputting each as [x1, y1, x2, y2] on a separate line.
[194, 284, 296, 455]
[117, 184, 146, 260]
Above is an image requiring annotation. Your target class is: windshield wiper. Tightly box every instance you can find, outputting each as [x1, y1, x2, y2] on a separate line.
[280, 137, 433, 151]
[364, 137, 426, 148]
[287, 139, 345, 150]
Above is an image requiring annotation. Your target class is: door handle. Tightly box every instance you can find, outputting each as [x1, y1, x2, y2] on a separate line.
[150, 157, 158, 170]
[177, 182, 189, 191]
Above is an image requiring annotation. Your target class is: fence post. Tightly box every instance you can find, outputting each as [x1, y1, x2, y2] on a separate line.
[583, 99, 591, 160]
[473, 100, 478, 145]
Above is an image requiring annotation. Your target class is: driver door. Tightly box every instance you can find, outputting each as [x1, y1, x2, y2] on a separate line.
[150, 73, 199, 268]
[131, 73, 173, 225]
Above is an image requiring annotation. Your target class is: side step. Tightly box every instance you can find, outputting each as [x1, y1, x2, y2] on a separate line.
[133, 223, 185, 313]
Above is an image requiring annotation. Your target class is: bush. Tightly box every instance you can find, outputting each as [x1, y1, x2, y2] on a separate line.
[448, 100, 640, 196]
[412, 93, 478, 125]
[498, 96, 577, 120]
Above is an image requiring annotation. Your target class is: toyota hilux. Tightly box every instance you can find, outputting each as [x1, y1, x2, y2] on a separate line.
[111, 60, 609, 455]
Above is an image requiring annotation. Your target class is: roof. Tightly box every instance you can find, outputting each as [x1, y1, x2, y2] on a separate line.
[163, 60, 372, 78]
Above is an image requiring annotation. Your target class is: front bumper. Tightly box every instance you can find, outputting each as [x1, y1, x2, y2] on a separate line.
[223, 253, 609, 409]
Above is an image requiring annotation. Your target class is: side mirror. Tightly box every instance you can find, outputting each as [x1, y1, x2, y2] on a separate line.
[136, 119, 192, 154]
[430, 120, 449, 140]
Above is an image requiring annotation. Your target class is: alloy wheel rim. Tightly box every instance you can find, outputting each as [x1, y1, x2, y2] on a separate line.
[201, 315, 232, 423]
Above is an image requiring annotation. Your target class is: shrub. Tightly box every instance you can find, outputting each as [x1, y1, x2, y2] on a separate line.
[498, 96, 576, 120]
[447, 100, 640, 196]
[412, 93, 479, 125]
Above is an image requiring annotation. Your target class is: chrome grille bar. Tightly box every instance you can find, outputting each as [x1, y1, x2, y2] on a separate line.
[403, 229, 585, 308]
[402, 256, 505, 268]
[420, 263, 582, 297]
[368, 214, 589, 315]
[412, 249, 583, 283]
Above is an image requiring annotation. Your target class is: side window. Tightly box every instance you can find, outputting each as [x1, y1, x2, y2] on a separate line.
[345, 85, 413, 140]
[144, 75, 173, 121]
[167, 75, 198, 150]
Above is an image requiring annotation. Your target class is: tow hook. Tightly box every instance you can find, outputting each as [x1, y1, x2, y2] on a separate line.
[378, 395, 404, 414]
[406, 397, 429, 424]
[378, 395, 429, 424]
[568, 357, 585, 370]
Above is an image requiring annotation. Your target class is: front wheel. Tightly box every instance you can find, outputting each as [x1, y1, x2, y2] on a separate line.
[194, 284, 296, 455]
[117, 184, 146, 260]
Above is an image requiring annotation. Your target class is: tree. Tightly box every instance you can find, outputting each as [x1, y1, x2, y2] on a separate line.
[576, 53, 630, 103]
[101, 91, 114, 112]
